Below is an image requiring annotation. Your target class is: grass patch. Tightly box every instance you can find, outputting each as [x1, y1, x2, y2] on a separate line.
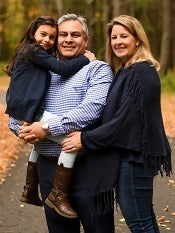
[161, 70, 175, 93]
[0, 62, 9, 89]
[0, 62, 7, 76]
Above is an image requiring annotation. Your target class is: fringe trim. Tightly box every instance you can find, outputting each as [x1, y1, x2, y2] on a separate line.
[144, 152, 172, 177]
[89, 189, 115, 217]
[135, 79, 172, 177]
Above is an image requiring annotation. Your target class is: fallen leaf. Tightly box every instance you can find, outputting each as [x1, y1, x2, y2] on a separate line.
[164, 205, 169, 211]
[118, 218, 125, 222]
[158, 216, 165, 224]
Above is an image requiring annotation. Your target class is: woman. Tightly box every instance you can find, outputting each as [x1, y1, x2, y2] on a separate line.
[62, 15, 172, 232]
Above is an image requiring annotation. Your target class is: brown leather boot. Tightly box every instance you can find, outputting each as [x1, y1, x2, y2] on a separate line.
[20, 161, 43, 206]
[45, 163, 78, 218]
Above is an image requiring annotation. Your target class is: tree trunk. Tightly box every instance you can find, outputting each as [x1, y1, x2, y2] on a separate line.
[54, 0, 63, 16]
[160, 0, 172, 74]
[112, 0, 121, 16]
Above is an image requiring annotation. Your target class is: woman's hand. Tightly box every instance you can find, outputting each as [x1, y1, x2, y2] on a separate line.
[61, 132, 82, 152]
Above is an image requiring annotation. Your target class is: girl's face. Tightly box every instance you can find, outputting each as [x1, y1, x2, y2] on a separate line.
[34, 25, 57, 51]
[111, 24, 140, 64]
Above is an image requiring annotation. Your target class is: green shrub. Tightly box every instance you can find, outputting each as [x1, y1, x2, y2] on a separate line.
[0, 62, 7, 76]
[160, 70, 175, 93]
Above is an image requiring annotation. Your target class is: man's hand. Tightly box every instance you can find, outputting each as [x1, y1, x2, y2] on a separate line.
[19, 122, 48, 144]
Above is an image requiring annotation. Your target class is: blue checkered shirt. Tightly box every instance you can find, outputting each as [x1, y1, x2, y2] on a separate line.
[9, 60, 114, 156]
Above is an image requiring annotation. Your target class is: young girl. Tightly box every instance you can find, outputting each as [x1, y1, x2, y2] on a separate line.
[5, 16, 95, 218]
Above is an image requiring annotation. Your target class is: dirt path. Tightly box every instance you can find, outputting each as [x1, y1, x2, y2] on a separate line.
[0, 148, 47, 233]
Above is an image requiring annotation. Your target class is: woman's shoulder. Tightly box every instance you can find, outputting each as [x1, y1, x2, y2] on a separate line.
[131, 61, 158, 78]
[132, 61, 155, 71]
[130, 61, 160, 92]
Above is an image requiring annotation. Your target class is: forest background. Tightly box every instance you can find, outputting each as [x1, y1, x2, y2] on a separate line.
[0, 0, 175, 82]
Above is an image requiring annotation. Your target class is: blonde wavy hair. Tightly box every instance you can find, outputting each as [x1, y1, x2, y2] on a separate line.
[105, 15, 160, 73]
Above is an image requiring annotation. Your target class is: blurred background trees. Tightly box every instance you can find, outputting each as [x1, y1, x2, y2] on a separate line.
[0, 0, 175, 75]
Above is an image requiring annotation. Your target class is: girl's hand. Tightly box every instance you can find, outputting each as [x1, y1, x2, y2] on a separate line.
[61, 132, 82, 152]
[84, 50, 96, 61]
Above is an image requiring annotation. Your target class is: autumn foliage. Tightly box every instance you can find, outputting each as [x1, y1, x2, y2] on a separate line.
[0, 104, 31, 183]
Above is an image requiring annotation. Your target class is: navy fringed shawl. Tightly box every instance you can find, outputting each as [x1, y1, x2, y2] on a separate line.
[81, 61, 172, 214]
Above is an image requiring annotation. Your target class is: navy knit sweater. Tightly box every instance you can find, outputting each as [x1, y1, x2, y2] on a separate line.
[81, 61, 172, 198]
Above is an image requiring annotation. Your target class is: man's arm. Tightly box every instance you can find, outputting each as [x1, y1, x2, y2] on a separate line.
[48, 63, 113, 136]
[8, 117, 42, 143]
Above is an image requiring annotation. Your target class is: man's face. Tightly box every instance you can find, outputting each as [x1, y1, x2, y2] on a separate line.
[57, 20, 89, 60]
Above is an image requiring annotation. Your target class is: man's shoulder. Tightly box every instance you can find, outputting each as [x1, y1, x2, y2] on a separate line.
[83, 60, 113, 81]
[92, 59, 109, 66]
[88, 59, 112, 71]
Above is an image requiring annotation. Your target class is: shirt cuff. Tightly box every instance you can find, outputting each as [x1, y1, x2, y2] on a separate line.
[47, 116, 63, 136]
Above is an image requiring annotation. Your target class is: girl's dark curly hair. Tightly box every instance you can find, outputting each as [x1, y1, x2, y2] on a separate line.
[5, 16, 58, 76]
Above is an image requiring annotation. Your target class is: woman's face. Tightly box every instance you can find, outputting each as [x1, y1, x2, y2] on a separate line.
[110, 24, 139, 64]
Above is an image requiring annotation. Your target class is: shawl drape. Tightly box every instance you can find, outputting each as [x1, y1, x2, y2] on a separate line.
[82, 61, 172, 213]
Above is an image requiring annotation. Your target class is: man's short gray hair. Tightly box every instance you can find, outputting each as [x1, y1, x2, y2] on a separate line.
[57, 13, 89, 37]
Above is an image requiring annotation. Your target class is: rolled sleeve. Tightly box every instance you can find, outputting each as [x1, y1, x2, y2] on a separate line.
[8, 117, 20, 136]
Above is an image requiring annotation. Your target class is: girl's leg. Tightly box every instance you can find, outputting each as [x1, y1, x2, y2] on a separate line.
[20, 146, 43, 206]
[45, 149, 78, 218]
[58, 150, 77, 168]
[37, 155, 80, 233]
[116, 161, 160, 233]
[40, 110, 78, 168]
[28, 146, 39, 163]
[41, 111, 79, 217]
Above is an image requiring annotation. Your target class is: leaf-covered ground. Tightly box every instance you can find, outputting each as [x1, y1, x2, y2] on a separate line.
[0, 104, 32, 184]
[161, 94, 175, 138]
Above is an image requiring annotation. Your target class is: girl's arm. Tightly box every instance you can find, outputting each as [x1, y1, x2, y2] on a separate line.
[28, 46, 96, 76]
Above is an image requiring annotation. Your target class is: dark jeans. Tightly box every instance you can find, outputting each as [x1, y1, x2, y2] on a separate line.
[37, 155, 115, 233]
[116, 161, 160, 233]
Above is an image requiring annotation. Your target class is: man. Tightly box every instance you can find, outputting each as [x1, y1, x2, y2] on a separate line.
[11, 14, 114, 233]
